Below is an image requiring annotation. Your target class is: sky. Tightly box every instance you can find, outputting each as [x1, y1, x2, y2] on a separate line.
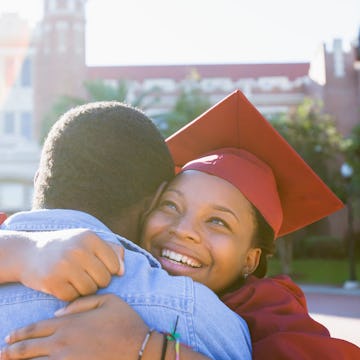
[1, 0, 359, 65]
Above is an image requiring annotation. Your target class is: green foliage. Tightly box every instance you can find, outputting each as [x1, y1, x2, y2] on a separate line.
[83, 80, 128, 101]
[160, 88, 211, 138]
[293, 235, 346, 259]
[271, 98, 346, 199]
[40, 80, 160, 143]
[268, 258, 360, 285]
[344, 123, 360, 197]
[41, 95, 84, 142]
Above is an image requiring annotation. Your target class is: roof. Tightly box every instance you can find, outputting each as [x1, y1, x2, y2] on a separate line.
[86, 62, 310, 82]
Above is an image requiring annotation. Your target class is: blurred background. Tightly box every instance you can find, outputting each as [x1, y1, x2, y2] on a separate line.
[0, 0, 359, 286]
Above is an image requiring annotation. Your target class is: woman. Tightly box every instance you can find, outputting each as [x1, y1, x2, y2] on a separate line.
[141, 148, 274, 295]
[1, 91, 359, 359]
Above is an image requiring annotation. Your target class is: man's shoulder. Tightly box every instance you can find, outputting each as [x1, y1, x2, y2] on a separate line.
[111, 250, 243, 317]
[1, 209, 113, 232]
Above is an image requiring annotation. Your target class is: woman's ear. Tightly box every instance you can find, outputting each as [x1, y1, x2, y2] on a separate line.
[243, 248, 262, 276]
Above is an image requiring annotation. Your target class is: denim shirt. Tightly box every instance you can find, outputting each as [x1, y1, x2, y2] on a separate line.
[0, 209, 252, 359]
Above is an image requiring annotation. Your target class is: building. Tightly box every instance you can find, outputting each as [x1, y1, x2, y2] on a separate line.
[0, 0, 359, 236]
[0, 12, 40, 213]
[33, 0, 87, 137]
[0, 137, 39, 214]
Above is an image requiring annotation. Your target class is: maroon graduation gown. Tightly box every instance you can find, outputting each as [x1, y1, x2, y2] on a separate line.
[222, 275, 360, 359]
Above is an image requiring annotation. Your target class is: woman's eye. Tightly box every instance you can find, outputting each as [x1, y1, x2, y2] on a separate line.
[159, 200, 178, 211]
[208, 217, 230, 229]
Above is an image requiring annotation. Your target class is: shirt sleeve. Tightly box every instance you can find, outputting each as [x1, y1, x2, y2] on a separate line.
[191, 281, 252, 360]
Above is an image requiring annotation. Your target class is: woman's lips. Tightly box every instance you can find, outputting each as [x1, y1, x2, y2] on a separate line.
[161, 248, 202, 268]
[159, 248, 204, 275]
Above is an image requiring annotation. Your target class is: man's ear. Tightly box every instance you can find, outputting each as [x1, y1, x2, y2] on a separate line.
[33, 169, 39, 185]
[139, 181, 168, 225]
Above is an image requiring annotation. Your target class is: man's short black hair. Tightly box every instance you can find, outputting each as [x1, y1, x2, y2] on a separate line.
[33, 101, 175, 228]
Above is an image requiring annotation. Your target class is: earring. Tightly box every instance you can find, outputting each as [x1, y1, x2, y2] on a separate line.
[243, 267, 249, 279]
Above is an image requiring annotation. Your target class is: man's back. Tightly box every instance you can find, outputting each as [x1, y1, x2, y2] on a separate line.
[0, 209, 252, 360]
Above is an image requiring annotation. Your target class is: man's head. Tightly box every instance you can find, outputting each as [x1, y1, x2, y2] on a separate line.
[33, 101, 175, 240]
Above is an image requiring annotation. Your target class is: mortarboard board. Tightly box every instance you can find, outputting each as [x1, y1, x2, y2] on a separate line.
[165, 90, 343, 238]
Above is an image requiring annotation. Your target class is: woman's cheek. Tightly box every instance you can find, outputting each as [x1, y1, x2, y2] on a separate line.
[143, 212, 166, 239]
[140, 215, 158, 248]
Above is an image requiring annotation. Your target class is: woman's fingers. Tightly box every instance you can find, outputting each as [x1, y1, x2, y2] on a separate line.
[73, 231, 125, 280]
[41, 231, 125, 300]
[44, 281, 80, 302]
[78, 231, 124, 275]
[55, 294, 106, 317]
[6, 319, 55, 345]
[1, 338, 50, 359]
[10, 228, 126, 302]
[82, 244, 124, 288]
[106, 243, 124, 276]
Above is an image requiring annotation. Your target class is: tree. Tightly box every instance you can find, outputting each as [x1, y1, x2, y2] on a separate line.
[270, 98, 346, 274]
[160, 87, 211, 138]
[345, 123, 360, 198]
[344, 122, 360, 250]
[40, 80, 160, 142]
[271, 98, 345, 198]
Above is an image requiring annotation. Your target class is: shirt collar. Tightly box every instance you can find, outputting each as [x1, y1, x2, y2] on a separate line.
[3, 209, 161, 268]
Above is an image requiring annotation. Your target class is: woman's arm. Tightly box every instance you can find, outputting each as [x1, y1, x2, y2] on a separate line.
[0, 229, 124, 301]
[1, 294, 211, 360]
[0, 231, 32, 284]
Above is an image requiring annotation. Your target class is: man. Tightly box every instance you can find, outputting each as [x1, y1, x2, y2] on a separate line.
[0, 101, 251, 360]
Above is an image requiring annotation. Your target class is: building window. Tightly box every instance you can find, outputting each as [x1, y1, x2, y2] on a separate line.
[74, 23, 84, 53]
[5, 57, 16, 87]
[20, 112, 32, 140]
[56, 21, 68, 53]
[20, 58, 32, 87]
[58, 0, 68, 9]
[4, 112, 15, 134]
[76, 0, 84, 12]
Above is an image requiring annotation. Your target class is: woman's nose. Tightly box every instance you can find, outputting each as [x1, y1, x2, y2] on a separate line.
[169, 215, 201, 244]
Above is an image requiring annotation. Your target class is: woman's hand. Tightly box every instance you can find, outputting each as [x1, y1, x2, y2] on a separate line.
[0, 229, 124, 301]
[1, 294, 149, 360]
[1, 294, 211, 360]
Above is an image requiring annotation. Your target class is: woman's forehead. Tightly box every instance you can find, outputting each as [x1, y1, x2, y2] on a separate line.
[168, 170, 253, 212]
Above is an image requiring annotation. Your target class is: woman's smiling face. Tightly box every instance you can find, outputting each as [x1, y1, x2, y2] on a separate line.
[141, 170, 260, 294]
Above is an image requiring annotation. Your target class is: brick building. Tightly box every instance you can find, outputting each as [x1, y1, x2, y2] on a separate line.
[0, 0, 359, 237]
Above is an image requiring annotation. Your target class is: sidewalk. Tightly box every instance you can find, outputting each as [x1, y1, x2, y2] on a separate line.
[299, 283, 360, 347]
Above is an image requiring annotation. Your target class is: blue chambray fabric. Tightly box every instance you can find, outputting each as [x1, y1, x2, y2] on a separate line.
[0, 209, 252, 359]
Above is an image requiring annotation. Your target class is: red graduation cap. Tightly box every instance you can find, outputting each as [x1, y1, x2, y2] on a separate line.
[166, 90, 343, 238]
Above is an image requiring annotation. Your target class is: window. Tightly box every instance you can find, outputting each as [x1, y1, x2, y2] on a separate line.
[20, 58, 32, 87]
[5, 57, 16, 87]
[4, 112, 15, 134]
[20, 112, 32, 140]
[76, 0, 84, 12]
[58, 0, 68, 9]
[74, 23, 84, 53]
[56, 21, 68, 53]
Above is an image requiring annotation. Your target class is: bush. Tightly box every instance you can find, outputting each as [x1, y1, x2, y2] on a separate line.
[267, 258, 360, 285]
[294, 235, 346, 259]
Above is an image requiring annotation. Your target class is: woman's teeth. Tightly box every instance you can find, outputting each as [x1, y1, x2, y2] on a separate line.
[161, 249, 201, 268]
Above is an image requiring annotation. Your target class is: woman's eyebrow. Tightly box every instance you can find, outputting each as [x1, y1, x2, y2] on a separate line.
[164, 188, 183, 196]
[212, 205, 240, 222]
